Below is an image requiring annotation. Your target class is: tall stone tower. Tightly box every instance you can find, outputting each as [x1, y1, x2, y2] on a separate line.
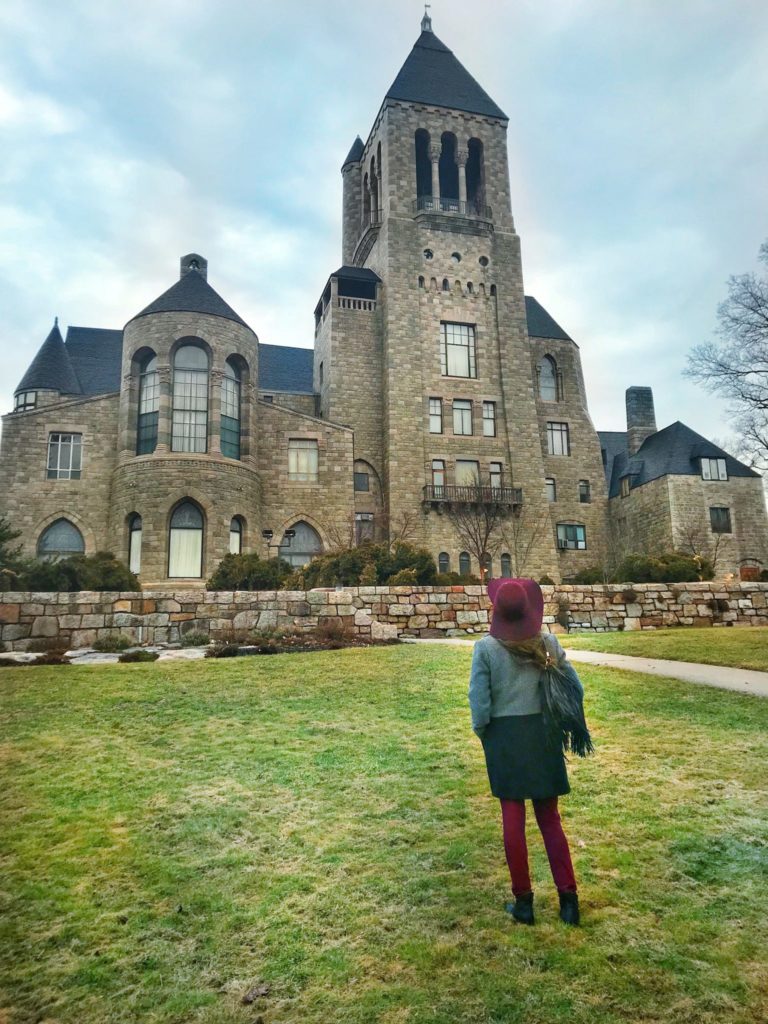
[316, 14, 606, 577]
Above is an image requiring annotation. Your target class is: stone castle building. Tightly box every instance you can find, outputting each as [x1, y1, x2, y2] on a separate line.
[2, 15, 767, 585]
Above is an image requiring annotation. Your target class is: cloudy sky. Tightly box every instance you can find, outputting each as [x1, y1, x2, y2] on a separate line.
[1, 0, 766, 446]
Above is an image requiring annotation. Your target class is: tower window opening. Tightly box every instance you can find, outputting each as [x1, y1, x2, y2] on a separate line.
[415, 129, 432, 198]
[466, 138, 485, 212]
[439, 132, 459, 207]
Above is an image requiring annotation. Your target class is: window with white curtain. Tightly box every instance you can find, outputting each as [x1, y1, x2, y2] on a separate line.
[221, 359, 242, 460]
[172, 344, 209, 453]
[229, 516, 243, 554]
[288, 439, 319, 481]
[168, 501, 204, 578]
[452, 399, 473, 435]
[128, 513, 142, 573]
[137, 353, 159, 454]
[538, 356, 559, 401]
[455, 459, 480, 487]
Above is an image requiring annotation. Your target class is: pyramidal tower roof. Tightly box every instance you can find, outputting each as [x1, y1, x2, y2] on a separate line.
[15, 320, 82, 396]
[385, 18, 507, 120]
[130, 257, 249, 329]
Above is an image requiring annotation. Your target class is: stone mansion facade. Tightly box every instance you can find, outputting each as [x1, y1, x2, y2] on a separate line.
[2, 15, 767, 585]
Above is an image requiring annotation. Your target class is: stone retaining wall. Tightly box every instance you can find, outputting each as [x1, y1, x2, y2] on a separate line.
[1, 582, 767, 651]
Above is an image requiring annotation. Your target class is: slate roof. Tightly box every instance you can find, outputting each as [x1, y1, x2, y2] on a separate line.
[385, 28, 507, 120]
[342, 136, 365, 168]
[15, 323, 82, 396]
[524, 296, 572, 341]
[65, 327, 123, 395]
[258, 344, 314, 394]
[598, 422, 760, 498]
[130, 269, 250, 328]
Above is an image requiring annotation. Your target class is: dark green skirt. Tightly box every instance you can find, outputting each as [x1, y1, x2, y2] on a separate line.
[480, 713, 570, 801]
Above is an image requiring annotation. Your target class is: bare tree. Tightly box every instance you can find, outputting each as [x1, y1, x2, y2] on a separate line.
[384, 509, 419, 551]
[676, 512, 726, 578]
[443, 500, 512, 581]
[685, 240, 768, 474]
[499, 506, 546, 578]
[318, 512, 357, 553]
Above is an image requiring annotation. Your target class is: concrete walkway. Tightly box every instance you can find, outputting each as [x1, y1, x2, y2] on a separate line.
[404, 638, 768, 698]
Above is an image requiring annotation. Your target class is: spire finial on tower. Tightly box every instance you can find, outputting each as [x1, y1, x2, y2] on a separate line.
[421, 2, 432, 32]
[54, 316, 58, 327]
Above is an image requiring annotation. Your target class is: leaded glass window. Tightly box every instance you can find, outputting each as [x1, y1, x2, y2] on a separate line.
[137, 354, 159, 455]
[538, 356, 559, 401]
[546, 421, 570, 456]
[168, 501, 204, 578]
[47, 433, 82, 479]
[37, 518, 84, 560]
[172, 345, 209, 453]
[440, 322, 477, 378]
[221, 359, 242, 460]
[288, 439, 319, 481]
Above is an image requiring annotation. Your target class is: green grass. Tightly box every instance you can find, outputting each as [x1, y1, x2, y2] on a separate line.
[1, 646, 767, 1024]
[561, 626, 768, 672]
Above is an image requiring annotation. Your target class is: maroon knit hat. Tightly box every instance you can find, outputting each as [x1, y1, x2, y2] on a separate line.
[487, 578, 544, 642]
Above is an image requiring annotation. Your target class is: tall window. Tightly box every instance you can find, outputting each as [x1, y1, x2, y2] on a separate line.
[538, 356, 560, 401]
[354, 471, 370, 491]
[278, 521, 323, 567]
[545, 477, 557, 502]
[438, 552, 450, 574]
[490, 462, 503, 490]
[137, 353, 159, 455]
[455, 459, 480, 487]
[14, 391, 37, 412]
[128, 514, 142, 574]
[431, 459, 445, 493]
[546, 421, 570, 456]
[500, 553, 512, 578]
[482, 554, 492, 579]
[710, 507, 732, 533]
[355, 512, 374, 544]
[229, 516, 244, 554]
[620, 476, 631, 498]
[429, 398, 443, 433]
[288, 439, 319, 481]
[37, 518, 84, 560]
[172, 344, 209, 453]
[459, 551, 471, 576]
[701, 457, 727, 481]
[441, 323, 477, 378]
[578, 480, 591, 503]
[482, 401, 496, 436]
[47, 433, 82, 479]
[557, 523, 586, 551]
[168, 501, 204, 578]
[221, 359, 242, 460]
[453, 399, 473, 435]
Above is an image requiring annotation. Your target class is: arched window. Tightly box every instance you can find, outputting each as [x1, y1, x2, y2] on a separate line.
[415, 129, 431, 199]
[442, 278, 450, 291]
[482, 554, 493, 580]
[172, 343, 209, 453]
[438, 552, 450, 574]
[500, 553, 512, 578]
[466, 138, 485, 213]
[459, 551, 471, 576]
[538, 356, 559, 401]
[418, 275, 425, 288]
[168, 501, 204, 578]
[128, 513, 142, 574]
[229, 516, 244, 555]
[363, 173, 371, 225]
[37, 518, 84, 561]
[278, 521, 323, 568]
[137, 353, 159, 455]
[221, 358, 242, 460]
[439, 132, 459, 208]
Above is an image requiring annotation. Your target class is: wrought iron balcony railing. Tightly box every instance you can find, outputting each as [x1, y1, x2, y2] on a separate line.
[422, 484, 523, 506]
[413, 196, 493, 220]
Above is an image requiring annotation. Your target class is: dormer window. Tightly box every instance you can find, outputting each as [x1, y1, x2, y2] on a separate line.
[14, 391, 37, 412]
[701, 457, 727, 481]
[620, 476, 631, 498]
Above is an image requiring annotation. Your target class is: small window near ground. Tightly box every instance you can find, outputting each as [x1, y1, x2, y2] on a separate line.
[483, 401, 496, 437]
[14, 391, 37, 412]
[452, 399, 473, 435]
[709, 507, 732, 533]
[128, 513, 142, 574]
[288, 439, 319, 481]
[500, 553, 512, 578]
[546, 421, 570, 456]
[38, 518, 85, 560]
[229, 516, 244, 555]
[459, 551, 471, 575]
[545, 477, 556, 502]
[701, 457, 727, 481]
[578, 480, 591, 503]
[620, 476, 631, 498]
[354, 472, 370, 492]
[438, 552, 450, 574]
[557, 523, 586, 551]
[355, 512, 374, 544]
[47, 433, 82, 479]
[429, 397, 443, 434]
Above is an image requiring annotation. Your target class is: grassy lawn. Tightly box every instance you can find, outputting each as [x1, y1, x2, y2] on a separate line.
[561, 626, 768, 672]
[1, 646, 767, 1024]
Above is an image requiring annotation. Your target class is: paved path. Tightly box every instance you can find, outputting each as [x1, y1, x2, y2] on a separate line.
[404, 638, 768, 698]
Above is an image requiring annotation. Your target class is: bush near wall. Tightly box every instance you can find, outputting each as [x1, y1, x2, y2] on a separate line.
[207, 555, 292, 592]
[569, 551, 714, 585]
[5, 552, 139, 593]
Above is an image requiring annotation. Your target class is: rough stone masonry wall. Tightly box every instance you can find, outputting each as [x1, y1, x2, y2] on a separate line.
[1, 583, 767, 651]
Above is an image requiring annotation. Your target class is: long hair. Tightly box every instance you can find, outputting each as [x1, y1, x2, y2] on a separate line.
[496, 632, 549, 670]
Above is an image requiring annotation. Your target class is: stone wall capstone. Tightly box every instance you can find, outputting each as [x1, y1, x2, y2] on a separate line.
[1, 583, 767, 651]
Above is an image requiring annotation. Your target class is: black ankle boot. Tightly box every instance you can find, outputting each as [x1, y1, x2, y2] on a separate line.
[558, 890, 580, 926]
[505, 891, 534, 925]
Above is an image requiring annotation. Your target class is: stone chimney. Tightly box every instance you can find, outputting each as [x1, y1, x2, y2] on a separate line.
[626, 387, 657, 456]
[180, 253, 208, 280]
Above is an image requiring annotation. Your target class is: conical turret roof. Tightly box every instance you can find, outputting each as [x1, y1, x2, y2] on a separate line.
[342, 135, 365, 169]
[15, 321, 82, 396]
[130, 268, 249, 328]
[385, 27, 507, 120]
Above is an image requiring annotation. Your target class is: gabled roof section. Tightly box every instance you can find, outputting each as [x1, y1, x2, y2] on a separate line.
[130, 268, 249, 328]
[385, 28, 507, 120]
[15, 322, 82, 396]
[331, 266, 381, 282]
[342, 136, 365, 169]
[525, 296, 573, 341]
[258, 344, 314, 394]
[598, 422, 760, 497]
[65, 327, 123, 395]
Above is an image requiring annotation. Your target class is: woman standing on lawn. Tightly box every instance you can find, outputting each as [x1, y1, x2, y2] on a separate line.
[468, 577, 583, 926]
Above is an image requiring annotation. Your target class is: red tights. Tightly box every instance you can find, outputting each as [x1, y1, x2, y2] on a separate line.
[500, 797, 577, 897]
